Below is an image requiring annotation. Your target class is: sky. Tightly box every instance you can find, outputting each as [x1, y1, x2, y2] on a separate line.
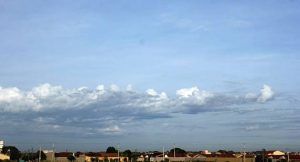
[0, 0, 300, 152]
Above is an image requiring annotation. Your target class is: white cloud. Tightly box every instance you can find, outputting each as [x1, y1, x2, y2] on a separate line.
[245, 92, 257, 100]
[146, 89, 158, 96]
[110, 84, 120, 92]
[0, 83, 275, 114]
[102, 125, 121, 133]
[176, 87, 214, 105]
[96, 85, 105, 91]
[126, 84, 133, 91]
[0, 87, 23, 102]
[31, 83, 63, 98]
[0, 83, 277, 137]
[257, 85, 274, 103]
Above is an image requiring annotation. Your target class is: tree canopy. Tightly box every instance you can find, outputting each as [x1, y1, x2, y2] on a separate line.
[169, 148, 186, 154]
[106, 146, 118, 153]
[1, 146, 21, 160]
[21, 151, 47, 161]
[67, 154, 76, 162]
[123, 150, 132, 160]
[35, 150, 47, 161]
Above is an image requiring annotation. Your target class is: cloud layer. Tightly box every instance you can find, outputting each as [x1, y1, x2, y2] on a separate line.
[0, 83, 274, 113]
[0, 84, 274, 113]
[0, 83, 275, 138]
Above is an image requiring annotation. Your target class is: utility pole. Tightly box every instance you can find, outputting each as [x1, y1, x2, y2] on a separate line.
[52, 144, 55, 162]
[173, 144, 175, 158]
[39, 147, 42, 162]
[117, 144, 120, 162]
[287, 152, 290, 162]
[243, 143, 246, 162]
[262, 149, 265, 162]
[163, 146, 165, 162]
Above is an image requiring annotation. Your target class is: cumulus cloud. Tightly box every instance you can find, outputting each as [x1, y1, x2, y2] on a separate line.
[0, 83, 275, 113]
[244, 85, 274, 103]
[257, 85, 274, 103]
[0, 83, 276, 136]
[176, 87, 214, 104]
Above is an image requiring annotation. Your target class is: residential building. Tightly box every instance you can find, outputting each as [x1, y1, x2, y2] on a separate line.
[85, 152, 128, 162]
[55, 152, 76, 162]
[150, 152, 255, 162]
[0, 140, 4, 152]
[0, 153, 10, 160]
[264, 150, 288, 162]
[200, 153, 255, 162]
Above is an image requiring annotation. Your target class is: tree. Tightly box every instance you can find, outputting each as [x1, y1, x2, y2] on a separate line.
[131, 151, 140, 162]
[35, 150, 47, 161]
[21, 152, 36, 161]
[123, 150, 132, 161]
[75, 152, 81, 158]
[1, 146, 21, 160]
[106, 146, 117, 153]
[169, 148, 186, 154]
[67, 154, 76, 162]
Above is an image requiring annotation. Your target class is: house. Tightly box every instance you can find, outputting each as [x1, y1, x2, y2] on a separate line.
[0, 140, 4, 152]
[137, 154, 146, 162]
[0, 140, 9, 161]
[85, 152, 128, 162]
[0, 153, 10, 160]
[265, 153, 300, 162]
[44, 150, 55, 161]
[201, 153, 255, 162]
[55, 152, 75, 162]
[150, 152, 255, 162]
[289, 154, 300, 162]
[142, 151, 192, 162]
[265, 150, 285, 156]
[264, 150, 287, 162]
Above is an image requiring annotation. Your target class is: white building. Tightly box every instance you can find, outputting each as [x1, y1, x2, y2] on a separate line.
[0, 140, 4, 151]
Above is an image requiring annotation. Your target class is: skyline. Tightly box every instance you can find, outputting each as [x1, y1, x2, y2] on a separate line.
[0, 0, 300, 151]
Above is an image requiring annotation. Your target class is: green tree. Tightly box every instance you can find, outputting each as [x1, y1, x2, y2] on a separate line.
[75, 152, 81, 158]
[106, 147, 117, 153]
[35, 150, 47, 161]
[1, 146, 21, 160]
[67, 154, 76, 162]
[131, 151, 140, 162]
[169, 148, 186, 154]
[123, 150, 132, 161]
[21, 152, 36, 161]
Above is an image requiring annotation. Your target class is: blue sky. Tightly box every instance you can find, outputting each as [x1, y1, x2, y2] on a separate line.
[0, 0, 300, 152]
